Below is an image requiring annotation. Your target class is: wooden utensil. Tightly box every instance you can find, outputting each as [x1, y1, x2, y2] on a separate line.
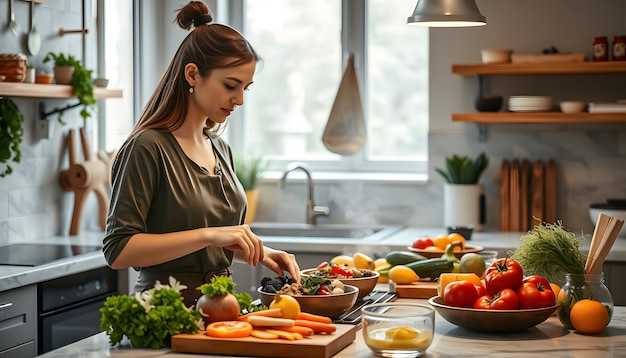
[509, 159, 520, 231]
[545, 159, 557, 223]
[520, 160, 530, 231]
[322, 54, 366, 156]
[531, 160, 544, 223]
[585, 213, 610, 273]
[587, 216, 624, 274]
[500, 160, 510, 231]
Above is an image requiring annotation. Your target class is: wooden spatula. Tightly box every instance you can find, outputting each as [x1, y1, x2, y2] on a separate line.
[500, 160, 510, 231]
[531, 160, 544, 224]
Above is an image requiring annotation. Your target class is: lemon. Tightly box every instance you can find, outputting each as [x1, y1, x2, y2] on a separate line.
[388, 265, 420, 284]
[353, 252, 375, 270]
[330, 255, 354, 268]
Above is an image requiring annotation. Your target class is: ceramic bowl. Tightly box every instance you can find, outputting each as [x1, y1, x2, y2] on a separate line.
[446, 225, 474, 240]
[428, 296, 559, 332]
[408, 244, 483, 259]
[257, 284, 359, 318]
[474, 95, 503, 112]
[94, 78, 109, 88]
[35, 73, 53, 84]
[560, 101, 586, 113]
[480, 49, 513, 64]
[589, 203, 626, 238]
[300, 268, 379, 300]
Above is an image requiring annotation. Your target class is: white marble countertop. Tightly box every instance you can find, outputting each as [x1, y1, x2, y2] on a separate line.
[37, 297, 626, 358]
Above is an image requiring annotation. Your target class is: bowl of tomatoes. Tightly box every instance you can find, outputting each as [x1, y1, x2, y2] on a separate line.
[428, 296, 559, 332]
[409, 233, 483, 259]
[300, 264, 379, 300]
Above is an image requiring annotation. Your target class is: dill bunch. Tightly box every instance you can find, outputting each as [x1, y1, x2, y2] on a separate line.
[509, 221, 588, 284]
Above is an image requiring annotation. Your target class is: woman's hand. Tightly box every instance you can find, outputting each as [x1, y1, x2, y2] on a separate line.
[261, 247, 301, 283]
[205, 225, 264, 266]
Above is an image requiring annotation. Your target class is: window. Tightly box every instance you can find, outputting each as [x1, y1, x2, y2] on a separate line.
[97, 0, 135, 152]
[230, 0, 429, 178]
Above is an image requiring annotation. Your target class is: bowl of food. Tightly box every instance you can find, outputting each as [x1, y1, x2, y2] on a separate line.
[428, 296, 559, 332]
[408, 244, 484, 259]
[300, 267, 379, 300]
[361, 303, 435, 357]
[257, 284, 359, 318]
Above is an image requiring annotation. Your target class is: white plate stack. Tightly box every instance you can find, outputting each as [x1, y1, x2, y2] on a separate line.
[508, 96, 552, 112]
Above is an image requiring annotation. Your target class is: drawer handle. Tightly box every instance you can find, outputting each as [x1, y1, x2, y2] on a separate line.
[0, 302, 13, 311]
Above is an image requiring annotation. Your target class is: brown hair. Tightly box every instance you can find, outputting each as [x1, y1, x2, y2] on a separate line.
[131, 1, 260, 137]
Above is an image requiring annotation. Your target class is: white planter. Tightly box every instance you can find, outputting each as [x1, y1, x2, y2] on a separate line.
[444, 184, 484, 232]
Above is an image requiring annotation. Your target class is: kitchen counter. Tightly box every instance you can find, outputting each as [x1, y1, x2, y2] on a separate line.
[37, 295, 626, 358]
[3, 227, 626, 293]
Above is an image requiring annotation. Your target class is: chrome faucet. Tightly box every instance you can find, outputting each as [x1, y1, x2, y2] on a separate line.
[280, 162, 330, 225]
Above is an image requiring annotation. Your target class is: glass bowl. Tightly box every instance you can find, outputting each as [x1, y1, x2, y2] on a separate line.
[361, 303, 434, 357]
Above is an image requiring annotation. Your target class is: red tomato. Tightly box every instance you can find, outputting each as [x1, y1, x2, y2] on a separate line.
[473, 295, 492, 309]
[484, 258, 524, 295]
[475, 283, 486, 298]
[517, 275, 556, 309]
[443, 280, 479, 308]
[412, 237, 434, 249]
[489, 288, 519, 310]
[317, 284, 331, 295]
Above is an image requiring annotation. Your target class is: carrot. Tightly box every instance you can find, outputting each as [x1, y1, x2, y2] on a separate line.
[294, 319, 337, 334]
[238, 308, 282, 321]
[263, 328, 299, 340]
[251, 329, 279, 339]
[246, 316, 295, 327]
[267, 325, 314, 336]
[297, 311, 332, 324]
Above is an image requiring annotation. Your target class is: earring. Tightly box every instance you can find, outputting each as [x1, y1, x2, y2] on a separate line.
[189, 87, 194, 94]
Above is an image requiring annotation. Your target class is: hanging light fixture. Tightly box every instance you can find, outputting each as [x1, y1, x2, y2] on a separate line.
[407, 0, 486, 27]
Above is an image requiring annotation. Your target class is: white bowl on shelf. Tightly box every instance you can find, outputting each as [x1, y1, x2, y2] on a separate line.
[480, 49, 513, 64]
[559, 101, 586, 113]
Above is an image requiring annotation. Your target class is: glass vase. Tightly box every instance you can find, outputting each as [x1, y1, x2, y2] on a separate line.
[557, 272, 613, 329]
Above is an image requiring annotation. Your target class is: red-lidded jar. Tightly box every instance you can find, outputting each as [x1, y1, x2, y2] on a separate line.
[593, 36, 609, 61]
[613, 36, 626, 61]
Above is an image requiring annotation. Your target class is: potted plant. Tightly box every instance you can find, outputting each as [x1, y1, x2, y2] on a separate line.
[435, 152, 489, 232]
[0, 97, 25, 177]
[43, 52, 96, 121]
[234, 153, 268, 224]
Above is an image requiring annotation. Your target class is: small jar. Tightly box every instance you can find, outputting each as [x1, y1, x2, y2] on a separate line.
[613, 36, 626, 61]
[557, 272, 613, 330]
[593, 36, 609, 61]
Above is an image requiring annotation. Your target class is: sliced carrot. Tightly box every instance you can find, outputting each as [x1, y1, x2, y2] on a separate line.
[247, 316, 295, 327]
[294, 319, 337, 334]
[297, 311, 332, 324]
[251, 329, 279, 339]
[291, 332, 304, 340]
[238, 308, 282, 321]
[267, 325, 314, 336]
[263, 328, 299, 340]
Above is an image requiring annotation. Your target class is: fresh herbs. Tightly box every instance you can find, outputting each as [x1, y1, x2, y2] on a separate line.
[0, 97, 24, 177]
[509, 221, 588, 284]
[234, 153, 268, 190]
[99, 277, 202, 349]
[197, 276, 265, 314]
[301, 276, 332, 295]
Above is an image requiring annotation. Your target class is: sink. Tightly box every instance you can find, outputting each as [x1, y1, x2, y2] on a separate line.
[249, 222, 403, 240]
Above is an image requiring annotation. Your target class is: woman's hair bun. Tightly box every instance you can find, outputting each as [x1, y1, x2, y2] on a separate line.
[175, 1, 213, 30]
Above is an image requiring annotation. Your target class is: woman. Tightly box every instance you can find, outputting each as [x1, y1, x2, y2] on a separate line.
[102, 1, 300, 306]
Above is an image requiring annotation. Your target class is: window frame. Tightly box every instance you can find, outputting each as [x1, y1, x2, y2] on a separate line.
[226, 0, 428, 182]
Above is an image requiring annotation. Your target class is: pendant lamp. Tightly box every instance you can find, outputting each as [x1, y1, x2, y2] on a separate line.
[407, 0, 486, 27]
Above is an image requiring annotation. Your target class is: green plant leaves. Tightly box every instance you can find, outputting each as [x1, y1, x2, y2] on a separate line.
[234, 153, 268, 190]
[0, 97, 25, 177]
[44, 52, 95, 122]
[435, 152, 489, 184]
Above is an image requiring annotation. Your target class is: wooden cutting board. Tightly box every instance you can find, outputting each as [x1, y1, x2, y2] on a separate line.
[500, 160, 510, 231]
[531, 160, 545, 223]
[171, 324, 356, 358]
[390, 281, 438, 299]
[545, 159, 557, 223]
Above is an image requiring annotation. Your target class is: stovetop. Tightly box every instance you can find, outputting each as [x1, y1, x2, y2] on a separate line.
[0, 243, 103, 266]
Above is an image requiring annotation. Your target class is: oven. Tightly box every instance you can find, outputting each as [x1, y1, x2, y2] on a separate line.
[38, 266, 118, 354]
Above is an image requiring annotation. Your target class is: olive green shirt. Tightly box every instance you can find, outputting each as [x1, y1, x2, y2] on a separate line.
[103, 129, 247, 290]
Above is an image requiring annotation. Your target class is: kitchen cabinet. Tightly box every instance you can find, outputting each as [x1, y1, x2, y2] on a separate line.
[0, 285, 37, 358]
[451, 61, 626, 140]
[604, 261, 626, 306]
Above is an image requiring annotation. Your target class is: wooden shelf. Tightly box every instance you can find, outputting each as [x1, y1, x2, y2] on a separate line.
[0, 82, 122, 99]
[452, 62, 626, 76]
[453, 112, 626, 123]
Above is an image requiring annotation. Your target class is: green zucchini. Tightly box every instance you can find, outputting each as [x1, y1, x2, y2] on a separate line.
[385, 251, 427, 266]
[404, 258, 454, 279]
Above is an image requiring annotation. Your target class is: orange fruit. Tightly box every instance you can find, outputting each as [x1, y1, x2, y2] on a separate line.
[447, 233, 466, 250]
[433, 234, 450, 250]
[424, 245, 443, 252]
[569, 299, 610, 334]
[550, 283, 561, 300]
